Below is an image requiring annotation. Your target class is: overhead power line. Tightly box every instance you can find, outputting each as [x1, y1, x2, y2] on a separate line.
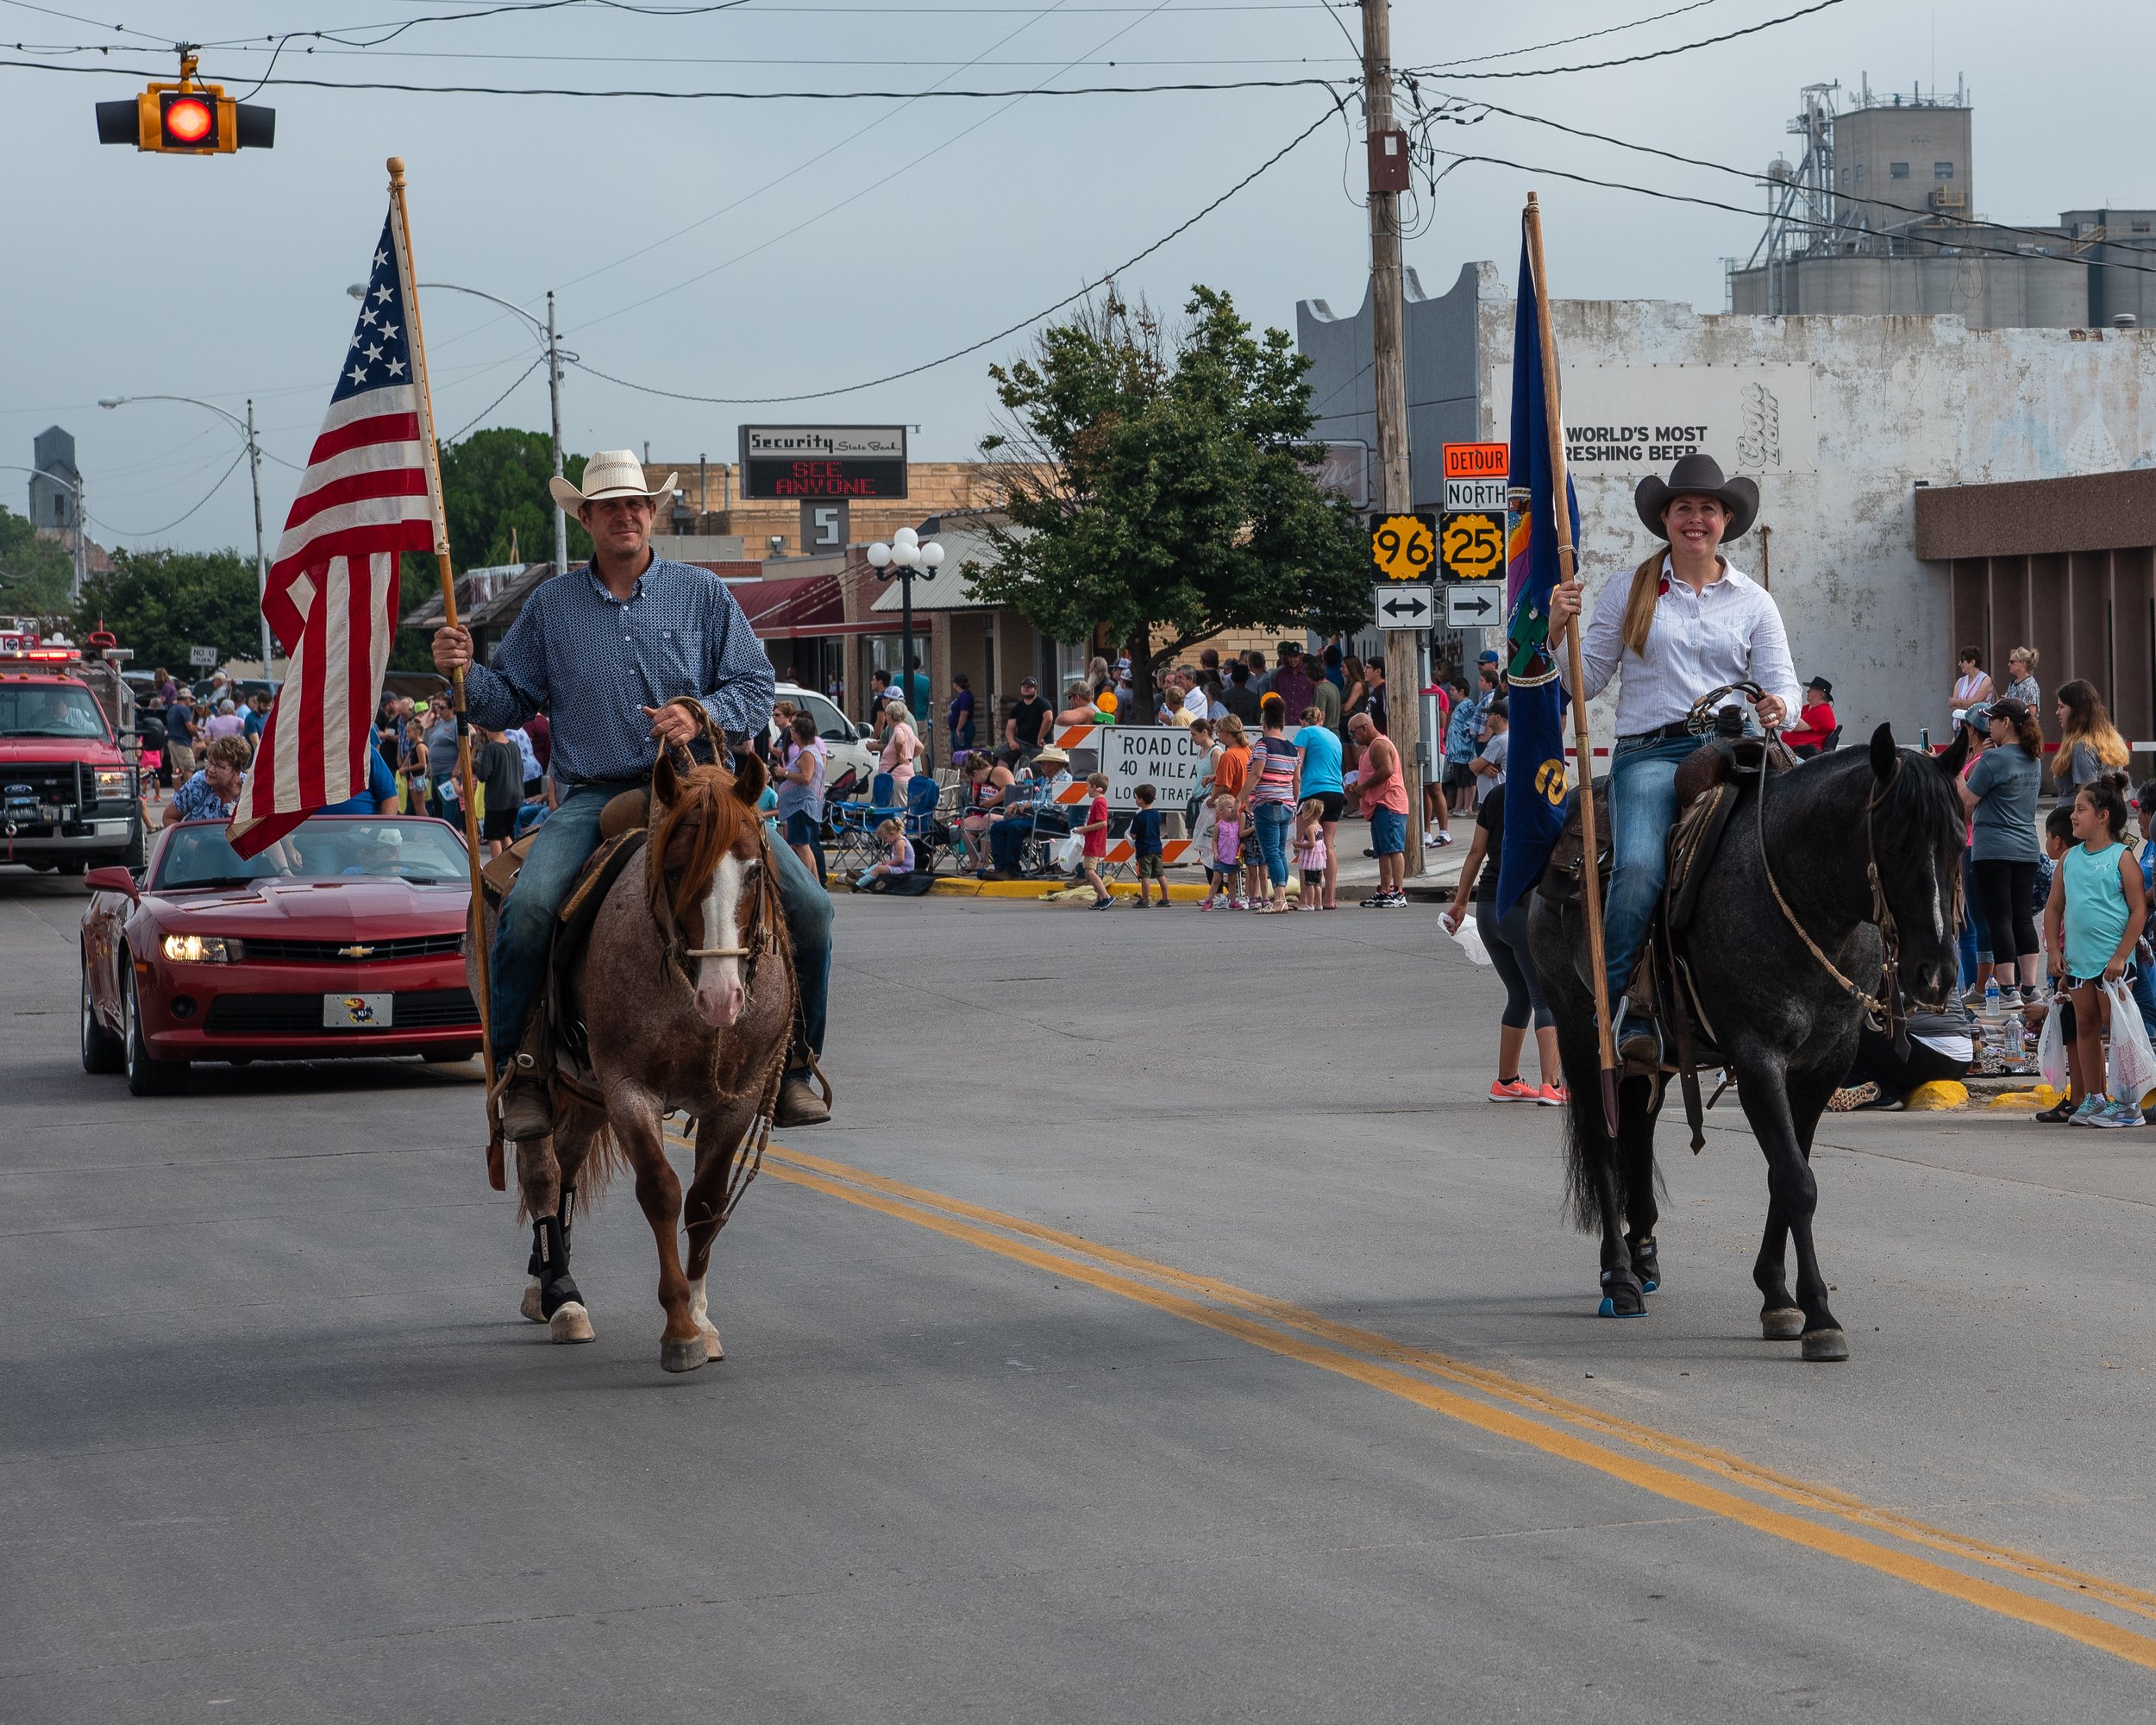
[569, 98, 1342, 406]
[0, 55, 1348, 98]
[90, 446, 248, 539]
[1427, 146, 2156, 280]
[1416, 93, 2156, 260]
[1416, 0, 1729, 70]
[1402, 0, 1847, 79]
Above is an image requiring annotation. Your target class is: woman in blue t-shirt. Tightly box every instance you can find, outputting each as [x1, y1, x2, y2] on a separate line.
[1292, 702, 1345, 909]
[1958, 699, 2044, 1003]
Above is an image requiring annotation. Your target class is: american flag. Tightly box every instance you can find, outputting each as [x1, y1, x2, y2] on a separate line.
[228, 207, 438, 856]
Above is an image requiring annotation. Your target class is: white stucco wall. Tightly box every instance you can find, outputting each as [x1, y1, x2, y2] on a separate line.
[1471, 298, 2156, 744]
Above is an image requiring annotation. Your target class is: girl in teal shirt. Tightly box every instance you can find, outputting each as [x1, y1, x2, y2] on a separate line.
[2040, 779, 2147, 1126]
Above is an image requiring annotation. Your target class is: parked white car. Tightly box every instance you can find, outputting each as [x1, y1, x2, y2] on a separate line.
[772, 682, 876, 797]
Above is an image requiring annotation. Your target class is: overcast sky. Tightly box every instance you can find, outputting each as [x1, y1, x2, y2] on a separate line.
[3, 0, 2147, 559]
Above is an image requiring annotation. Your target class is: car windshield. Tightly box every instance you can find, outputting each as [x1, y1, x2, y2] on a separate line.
[798, 692, 849, 742]
[154, 816, 471, 890]
[0, 684, 108, 739]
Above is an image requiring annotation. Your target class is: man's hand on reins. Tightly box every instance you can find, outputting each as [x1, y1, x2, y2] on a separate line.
[644, 703, 701, 750]
[1752, 692, 1788, 729]
[432, 624, 473, 675]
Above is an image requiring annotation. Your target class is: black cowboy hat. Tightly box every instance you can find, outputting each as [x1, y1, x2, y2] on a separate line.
[1805, 674, 1833, 699]
[1634, 453, 1759, 543]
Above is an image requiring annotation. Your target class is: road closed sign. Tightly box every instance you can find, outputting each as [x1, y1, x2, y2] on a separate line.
[1095, 725, 1211, 811]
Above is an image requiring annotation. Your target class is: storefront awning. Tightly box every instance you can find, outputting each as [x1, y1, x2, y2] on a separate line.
[736, 574, 882, 639]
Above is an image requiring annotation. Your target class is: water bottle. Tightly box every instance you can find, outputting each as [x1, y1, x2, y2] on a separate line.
[1981, 978, 2003, 1054]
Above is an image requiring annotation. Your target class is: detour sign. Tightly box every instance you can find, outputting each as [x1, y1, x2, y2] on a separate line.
[1369, 511, 1436, 581]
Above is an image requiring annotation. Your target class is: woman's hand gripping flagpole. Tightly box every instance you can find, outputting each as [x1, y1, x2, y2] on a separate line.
[1525, 193, 1621, 1137]
[390, 155, 506, 1191]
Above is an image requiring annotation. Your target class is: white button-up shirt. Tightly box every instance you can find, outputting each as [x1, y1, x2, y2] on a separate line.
[1577, 555, 1801, 736]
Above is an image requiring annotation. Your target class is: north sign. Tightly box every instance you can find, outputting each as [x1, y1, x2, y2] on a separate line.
[1369, 511, 1437, 581]
[1439, 510, 1506, 581]
[1372, 583, 1433, 630]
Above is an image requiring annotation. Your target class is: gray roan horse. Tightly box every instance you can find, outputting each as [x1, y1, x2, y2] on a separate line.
[1527, 723, 1966, 1361]
[492, 750, 794, 1372]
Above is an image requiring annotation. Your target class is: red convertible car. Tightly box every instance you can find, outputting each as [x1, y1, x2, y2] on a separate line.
[81, 813, 485, 1094]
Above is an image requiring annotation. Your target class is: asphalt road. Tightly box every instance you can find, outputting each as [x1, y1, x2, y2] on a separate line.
[5, 874, 2156, 1722]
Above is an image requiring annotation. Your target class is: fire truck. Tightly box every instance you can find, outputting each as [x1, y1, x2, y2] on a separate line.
[0, 621, 147, 873]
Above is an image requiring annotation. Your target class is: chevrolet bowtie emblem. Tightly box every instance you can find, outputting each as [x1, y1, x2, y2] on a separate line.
[338, 944, 374, 958]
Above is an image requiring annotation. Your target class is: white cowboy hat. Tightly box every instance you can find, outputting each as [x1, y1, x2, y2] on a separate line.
[549, 448, 677, 513]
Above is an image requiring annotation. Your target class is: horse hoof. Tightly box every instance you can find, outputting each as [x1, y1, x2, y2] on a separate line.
[549, 1302, 595, 1345]
[660, 1336, 708, 1373]
[1596, 1295, 1648, 1319]
[1801, 1327, 1850, 1362]
[521, 1277, 546, 1324]
[1639, 1276, 1659, 1295]
[1761, 1308, 1806, 1340]
[697, 1322, 725, 1361]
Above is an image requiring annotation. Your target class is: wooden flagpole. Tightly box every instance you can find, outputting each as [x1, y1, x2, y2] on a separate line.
[1525, 193, 1621, 1134]
[388, 155, 506, 1191]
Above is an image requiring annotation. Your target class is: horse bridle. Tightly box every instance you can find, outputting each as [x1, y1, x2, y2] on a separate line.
[649, 697, 785, 985]
[1684, 683, 1903, 1035]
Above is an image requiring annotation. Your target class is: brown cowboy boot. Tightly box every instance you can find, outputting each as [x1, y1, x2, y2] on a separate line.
[774, 1050, 830, 1127]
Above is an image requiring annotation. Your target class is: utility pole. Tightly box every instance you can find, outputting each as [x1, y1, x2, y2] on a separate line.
[1362, 0, 1423, 877]
[246, 398, 272, 674]
[547, 291, 567, 575]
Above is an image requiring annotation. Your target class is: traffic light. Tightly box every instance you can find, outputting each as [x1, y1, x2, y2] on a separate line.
[94, 52, 273, 155]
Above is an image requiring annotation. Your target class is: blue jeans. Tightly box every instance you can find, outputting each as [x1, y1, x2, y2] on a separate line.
[1252, 801, 1294, 883]
[491, 778, 831, 1076]
[1603, 736, 1700, 1003]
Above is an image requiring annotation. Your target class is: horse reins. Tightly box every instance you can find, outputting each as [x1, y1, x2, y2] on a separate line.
[1750, 718, 1902, 1035]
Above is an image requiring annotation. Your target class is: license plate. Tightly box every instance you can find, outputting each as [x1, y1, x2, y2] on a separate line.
[323, 992, 394, 1029]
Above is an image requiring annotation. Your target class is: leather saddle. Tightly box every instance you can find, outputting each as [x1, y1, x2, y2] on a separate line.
[478, 790, 655, 1090]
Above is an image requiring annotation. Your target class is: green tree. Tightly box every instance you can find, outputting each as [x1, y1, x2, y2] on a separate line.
[973, 285, 1368, 706]
[392, 429, 590, 670]
[0, 505, 77, 616]
[73, 548, 260, 672]
[439, 429, 591, 571]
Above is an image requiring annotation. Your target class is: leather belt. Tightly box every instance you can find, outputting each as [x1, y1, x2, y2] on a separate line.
[1615, 722, 1695, 746]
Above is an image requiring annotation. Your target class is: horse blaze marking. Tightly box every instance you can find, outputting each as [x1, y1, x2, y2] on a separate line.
[731, 1141, 2156, 1673]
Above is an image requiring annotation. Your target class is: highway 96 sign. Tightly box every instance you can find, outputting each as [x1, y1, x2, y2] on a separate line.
[1439, 511, 1505, 581]
[1369, 512, 1437, 581]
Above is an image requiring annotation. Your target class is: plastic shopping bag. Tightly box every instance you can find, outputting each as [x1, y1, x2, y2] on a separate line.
[2102, 978, 2156, 1101]
[1051, 832, 1084, 872]
[1449, 913, 1492, 967]
[2037, 997, 2071, 1091]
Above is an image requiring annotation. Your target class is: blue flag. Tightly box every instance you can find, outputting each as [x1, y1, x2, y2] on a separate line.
[1495, 218, 1583, 915]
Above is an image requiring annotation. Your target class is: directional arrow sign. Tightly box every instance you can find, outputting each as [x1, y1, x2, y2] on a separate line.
[1445, 584, 1501, 628]
[1373, 583, 1433, 630]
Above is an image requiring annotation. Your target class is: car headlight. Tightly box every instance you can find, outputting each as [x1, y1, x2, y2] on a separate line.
[94, 768, 133, 799]
[161, 932, 242, 963]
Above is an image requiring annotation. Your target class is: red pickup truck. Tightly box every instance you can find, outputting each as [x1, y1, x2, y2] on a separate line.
[0, 636, 147, 874]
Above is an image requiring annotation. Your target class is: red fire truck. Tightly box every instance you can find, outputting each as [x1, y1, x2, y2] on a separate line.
[0, 623, 147, 873]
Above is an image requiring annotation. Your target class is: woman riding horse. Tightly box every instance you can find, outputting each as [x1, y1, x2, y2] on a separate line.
[1547, 452, 1801, 1061]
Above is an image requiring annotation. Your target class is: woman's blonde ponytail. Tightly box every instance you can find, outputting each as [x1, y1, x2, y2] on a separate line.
[1619, 552, 1664, 656]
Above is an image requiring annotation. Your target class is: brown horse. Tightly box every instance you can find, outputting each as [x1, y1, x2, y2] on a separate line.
[510, 750, 795, 1372]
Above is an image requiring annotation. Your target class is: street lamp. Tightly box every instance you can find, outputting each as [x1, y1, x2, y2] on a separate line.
[0, 465, 88, 600]
[99, 393, 273, 673]
[866, 526, 943, 767]
[352, 279, 573, 576]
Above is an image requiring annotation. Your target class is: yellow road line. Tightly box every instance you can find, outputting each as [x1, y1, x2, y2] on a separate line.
[762, 1145, 2156, 1630]
[685, 1138, 2156, 1670]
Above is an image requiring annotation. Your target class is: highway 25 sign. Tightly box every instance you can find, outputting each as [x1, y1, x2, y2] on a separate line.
[1439, 511, 1506, 581]
[1369, 512, 1437, 580]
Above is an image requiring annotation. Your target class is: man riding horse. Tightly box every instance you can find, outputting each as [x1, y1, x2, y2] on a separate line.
[1546, 452, 1801, 1062]
[431, 449, 835, 1138]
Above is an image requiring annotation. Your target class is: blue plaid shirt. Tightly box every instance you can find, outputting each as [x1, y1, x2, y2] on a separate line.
[170, 770, 232, 823]
[461, 556, 774, 787]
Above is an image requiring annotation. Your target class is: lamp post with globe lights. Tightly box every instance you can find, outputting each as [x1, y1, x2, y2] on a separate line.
[865, 527, 943, 767]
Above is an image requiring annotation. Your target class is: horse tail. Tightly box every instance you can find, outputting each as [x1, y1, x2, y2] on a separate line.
[568, 1115, 630, 1215]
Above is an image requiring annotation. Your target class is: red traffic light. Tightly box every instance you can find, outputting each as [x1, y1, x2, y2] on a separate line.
[161, 92, 216, 146]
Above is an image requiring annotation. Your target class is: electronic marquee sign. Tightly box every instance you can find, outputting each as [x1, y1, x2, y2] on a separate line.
[737, 425, 909, 500]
